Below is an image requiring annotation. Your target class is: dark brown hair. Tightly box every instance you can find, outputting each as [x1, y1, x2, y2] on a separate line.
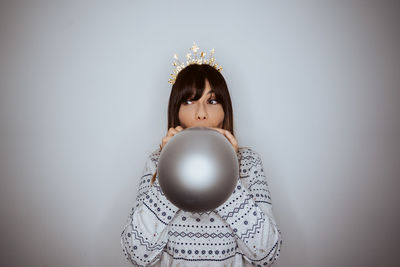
[167, 64, 234, 135]
[151, 64, 235, 185]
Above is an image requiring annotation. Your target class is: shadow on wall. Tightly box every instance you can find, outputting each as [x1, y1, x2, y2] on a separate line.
[266, 159, 310, 267]
[92, 184, 139, 267]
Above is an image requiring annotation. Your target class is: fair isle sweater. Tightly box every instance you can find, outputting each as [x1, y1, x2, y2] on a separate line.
[121, 146, 283, 267]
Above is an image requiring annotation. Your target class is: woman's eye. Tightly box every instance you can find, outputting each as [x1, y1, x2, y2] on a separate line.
[183, 99, 218, 105]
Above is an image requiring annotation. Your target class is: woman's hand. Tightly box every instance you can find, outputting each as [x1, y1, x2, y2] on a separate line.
[153, 126, 184, 185]
[160, 126, 184, 151]
[207, 127, 239, 153]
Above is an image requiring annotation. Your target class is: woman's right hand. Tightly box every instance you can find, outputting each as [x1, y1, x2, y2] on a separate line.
[152, 126, 184, 185]
[160, 126, 184, 151]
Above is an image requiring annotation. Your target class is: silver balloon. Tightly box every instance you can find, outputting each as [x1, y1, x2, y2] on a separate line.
[157, 127, 239, 213]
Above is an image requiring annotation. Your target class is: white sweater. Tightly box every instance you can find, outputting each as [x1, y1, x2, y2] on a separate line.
[121, 147, 282, 267]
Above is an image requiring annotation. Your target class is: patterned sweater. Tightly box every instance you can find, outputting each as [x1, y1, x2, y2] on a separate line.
[121, 146, 283, 266]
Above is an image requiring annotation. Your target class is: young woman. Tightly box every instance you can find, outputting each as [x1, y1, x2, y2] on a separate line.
[121, 48, 283, 267]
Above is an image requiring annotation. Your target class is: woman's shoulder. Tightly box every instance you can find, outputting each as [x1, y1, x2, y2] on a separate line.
[237, 146, 261, 160]
[147, 147, 161, 165]
[139, 147, 161, 172]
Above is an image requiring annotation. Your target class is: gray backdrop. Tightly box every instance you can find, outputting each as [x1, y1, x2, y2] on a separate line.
[0, 1, 399, 266]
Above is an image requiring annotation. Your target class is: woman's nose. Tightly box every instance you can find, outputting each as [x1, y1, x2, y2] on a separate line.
[196, 104, 208, 120]
[197, 113, 207, 120]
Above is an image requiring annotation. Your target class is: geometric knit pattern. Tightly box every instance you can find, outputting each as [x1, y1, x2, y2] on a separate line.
[121, 146, 283, 267]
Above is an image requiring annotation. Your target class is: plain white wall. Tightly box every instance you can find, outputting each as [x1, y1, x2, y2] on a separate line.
[0, 1, 399, 266]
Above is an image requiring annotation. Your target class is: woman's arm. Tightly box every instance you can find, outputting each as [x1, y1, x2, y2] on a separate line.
[215, 150, 283, 266]
[121, 154, 180, 266]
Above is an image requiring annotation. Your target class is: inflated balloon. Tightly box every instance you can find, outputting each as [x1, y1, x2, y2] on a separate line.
[157, 127, 239, 213]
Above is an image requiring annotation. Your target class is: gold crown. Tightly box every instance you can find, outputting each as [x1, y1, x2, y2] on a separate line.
[168, 42, 223, 84]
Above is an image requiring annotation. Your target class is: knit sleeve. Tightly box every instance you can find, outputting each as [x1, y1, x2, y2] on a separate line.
[215, 150, 283, 266]
[121, 153, 180, 266]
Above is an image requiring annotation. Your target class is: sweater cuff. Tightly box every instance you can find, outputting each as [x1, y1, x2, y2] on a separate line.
[143, 179, 180, 225]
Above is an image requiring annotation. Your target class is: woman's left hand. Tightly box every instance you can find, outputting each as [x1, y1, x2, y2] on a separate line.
[207, 127, 239, 153]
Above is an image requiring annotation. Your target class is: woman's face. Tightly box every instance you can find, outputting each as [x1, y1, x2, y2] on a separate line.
[178, 79, 225, 129]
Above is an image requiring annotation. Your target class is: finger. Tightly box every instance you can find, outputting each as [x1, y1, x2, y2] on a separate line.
[175, 126, 184, 132]
[167, 127, 174, 135]
[208, 127, 227, 139]
[171, 128, 179, 136]
[209, 128, 230, 141]
[167, 127, 179, 137]
[207, 127, 224, 134]
[224, 130, 238, 147]
[161, 136, 168, 147]
[211, 128, 228, 138]
[162, 136, 173, 147]
[214, 129, 239, 152]
[221, 130, 236, 147]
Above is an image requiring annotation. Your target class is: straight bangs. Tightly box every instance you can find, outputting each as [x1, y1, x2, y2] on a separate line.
[175, 66, 225, 106]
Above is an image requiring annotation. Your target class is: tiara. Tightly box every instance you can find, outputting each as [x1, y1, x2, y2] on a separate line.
[168, 42, 223, 84]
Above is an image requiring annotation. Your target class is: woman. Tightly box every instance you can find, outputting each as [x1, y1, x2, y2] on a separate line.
[121, 45, 283, 266]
